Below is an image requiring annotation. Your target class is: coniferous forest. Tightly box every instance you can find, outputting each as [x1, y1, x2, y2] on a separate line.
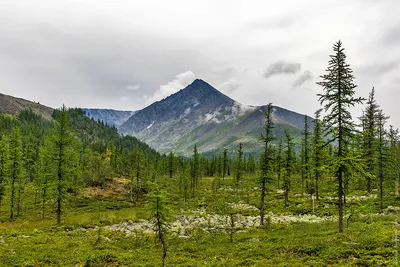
[0, 41, 399, 266]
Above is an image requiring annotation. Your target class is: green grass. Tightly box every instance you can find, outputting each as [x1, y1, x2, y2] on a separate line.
[0, 217, 397, 266]
[0, 174, 399, 266]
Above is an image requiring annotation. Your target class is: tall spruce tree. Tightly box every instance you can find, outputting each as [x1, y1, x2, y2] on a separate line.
[168, 152, 174, 179]
[276, 136, 283, 188]
[0, 136, 7, 212]
[312, 109, 324, 200]
[7, 127, 24, 221]
[376, 109, 389, 209]
[51, 105, 78, 224]
[222, 149, 228, 179]
[259, 103, 275, 225]
[317, 40, 364, 232]
[37, 137, 54, 220]
[191, 144, 200, 196]
[248, 154, 256, 175]
[302, 115, 311, 195]
[388, 126, 400, 195]
[283, 130, 294, 207]
[235, 143, 243, 192]
[149, 184, 169, 267]
[179, 165, 190, 205]
[135, 147, 144, 202]
[363, 88, 379, 193]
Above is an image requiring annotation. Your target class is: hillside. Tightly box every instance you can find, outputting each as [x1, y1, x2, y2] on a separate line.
[0, 92, 54, 120]
[0, 92, 158, 158]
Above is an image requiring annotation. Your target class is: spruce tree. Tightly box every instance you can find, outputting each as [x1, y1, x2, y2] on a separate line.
[222, 149, 228, 179]
[312, 109, 324, 200]
[51, 105, 78, 224]
[7, 127, 24, 221]
[235, 143, 243, 192]
[125, 146, 144, 202]
[179, 165, 190, 205]
[259, 103, 275, 225]
[37, 137, 54, 220]
[283, 130, 294, 207]
[362, 88, 379, 193]
[190, 144, 200, 196]
[376, 109, 389, 209]
[276, 137, 283, 188]
[128, 151, 136, 202]
[388, 126, 400, 195]
[0, 136, 7, 212]
[149, 184, 168, 267]
[248, 154, 256, 175]
[317, 40, 364, 232]
[168, 152, 174, 178]
[302, 115, 311, 196]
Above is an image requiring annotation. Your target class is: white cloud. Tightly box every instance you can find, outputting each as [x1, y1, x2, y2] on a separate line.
[120, 96, 129, 101]
[126, 84, 140, 91]
[218, 78, 241, 94]
[263, 61, 301, 79]
[292, 70, 313, 87]
[146, 71, 196, 104]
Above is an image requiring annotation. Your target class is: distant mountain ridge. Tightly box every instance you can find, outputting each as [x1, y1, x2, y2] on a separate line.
[118, 79, 312, 155]
[1, 79, 312, 156]
[82, 108, 136, 127]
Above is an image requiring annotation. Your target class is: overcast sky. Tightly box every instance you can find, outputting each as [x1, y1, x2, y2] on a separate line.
[1, 0, 399, 126]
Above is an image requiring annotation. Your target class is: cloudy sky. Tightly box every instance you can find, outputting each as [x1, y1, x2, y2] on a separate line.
[1, 0, 399, 126]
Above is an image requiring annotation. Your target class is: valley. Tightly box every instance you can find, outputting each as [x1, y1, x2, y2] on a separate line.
[0, 40, 399, 267]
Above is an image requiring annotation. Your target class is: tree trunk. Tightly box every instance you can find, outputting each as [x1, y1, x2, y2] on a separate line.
[42, 186, 46, 220]
[130, 176, 134, 202]
[161, 238, 167, 267]
[34, 189, 38, 208]
[10, 159, 16, 221]
[284, 188, 289, 208]
[136, 174, 140, 203]
[57, 144, 63, 225]
[338, 167, 344, 233]
[260, 180, 265, 225]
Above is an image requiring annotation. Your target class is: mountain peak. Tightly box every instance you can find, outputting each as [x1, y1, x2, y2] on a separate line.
[190, 78, 208, 86]
[183, 78, 229, 100]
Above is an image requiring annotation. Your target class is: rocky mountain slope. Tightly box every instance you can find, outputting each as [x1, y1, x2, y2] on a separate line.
[0, 93, 54, 120]
[119, 79, 312, 155]
[82, 108, 136, 127]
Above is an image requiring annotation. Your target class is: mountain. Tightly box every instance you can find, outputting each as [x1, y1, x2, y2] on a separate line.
[82, 108, 136, 127]
[119, 79, 312, 155]
[0, 93, 54, 120]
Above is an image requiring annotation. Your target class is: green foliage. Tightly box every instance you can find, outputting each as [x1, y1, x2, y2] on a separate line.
[234, 143, 243, 192]
[259, 103, 275, 225]
[6, 126, 25, 221]
[190, 145, 200, 197]
[361, 87, 380, 193]
[148, 182, 169, 267]
[0, 136, 7, 209]
[283, 130, 295, 207]
[81, 149, 112, 187]
[0, 39, 399, 265]
[317, 40, 365, 232]
[312, 109, 326, 200]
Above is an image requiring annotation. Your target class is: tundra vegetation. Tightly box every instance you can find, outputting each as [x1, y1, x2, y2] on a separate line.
[0, 41, 399, 266]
